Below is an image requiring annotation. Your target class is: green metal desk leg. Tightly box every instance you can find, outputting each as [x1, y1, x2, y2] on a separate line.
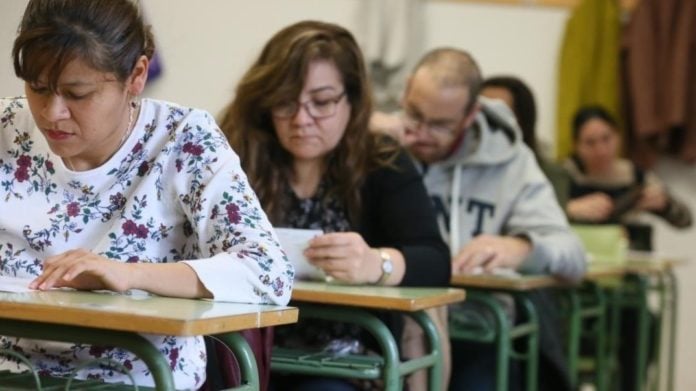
[627, 274, 651, 391]
[591, 283, 608, 391]
[292, 304, 402, 390]
[666, 268, 678, 391]
[451, 291, 511, 391]
[564, 289, 582, 388]
[0, 319, 174, 390]
[213, 332, 260, 391]
[515, 294, 539, 391]
[606, 286, 623, 390]
[406, 310, 443, 391]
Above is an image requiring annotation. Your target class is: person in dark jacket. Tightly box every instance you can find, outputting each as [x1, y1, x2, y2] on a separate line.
[219, 20, 451, 391]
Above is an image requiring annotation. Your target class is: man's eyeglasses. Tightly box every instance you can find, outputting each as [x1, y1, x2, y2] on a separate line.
[271, 92, 346, 119]
[401, 110, 462, 136]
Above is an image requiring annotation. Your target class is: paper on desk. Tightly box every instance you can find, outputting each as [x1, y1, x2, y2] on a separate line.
[469, 266, 520, 278]
[274, 227, 326, 281]
[0, 275, 36, 293]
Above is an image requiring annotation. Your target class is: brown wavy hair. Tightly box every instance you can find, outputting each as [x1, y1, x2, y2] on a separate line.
[13, 0, 155, 91]
[220, 20, 397, 224]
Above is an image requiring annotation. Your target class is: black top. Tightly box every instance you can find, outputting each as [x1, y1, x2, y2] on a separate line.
[280, 148, 451, 287]
[274, 148, 451, 356]
[568, 156, 645, 224]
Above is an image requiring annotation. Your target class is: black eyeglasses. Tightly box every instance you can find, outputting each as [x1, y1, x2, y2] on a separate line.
[271, 92, 346, 119]
[401, 110, 462, 136]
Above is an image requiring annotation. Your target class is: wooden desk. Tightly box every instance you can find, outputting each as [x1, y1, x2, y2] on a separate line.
[0, 290, 298, 390]
[292, 281, 465, 310]
[273, 282, 465, 391]
[449, 267, 619, 391]
[450, 273, 565, 291]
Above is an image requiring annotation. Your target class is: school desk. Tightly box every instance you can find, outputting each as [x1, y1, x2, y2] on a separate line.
[271, 281, 465, 391]
[0, 289, 298, 390]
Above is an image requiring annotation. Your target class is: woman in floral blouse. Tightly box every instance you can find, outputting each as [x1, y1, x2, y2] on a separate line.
[220, 21, 450, 390]
[0, 0, 292, 389]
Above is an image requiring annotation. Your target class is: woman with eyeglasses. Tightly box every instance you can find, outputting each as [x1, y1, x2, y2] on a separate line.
[1, 0, 291, 388]
[219, 20, 450, 390]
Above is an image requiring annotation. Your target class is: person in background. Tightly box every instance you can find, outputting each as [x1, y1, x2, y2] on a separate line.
[371, 48, 586, 390]
[481, 75, 577, 390]
[564, 105, 692, 390]
[0, 0, 292, 389]
[481, 76, 570, 207]
[564, 105, 692, 250]
[219, 20, 450, 391]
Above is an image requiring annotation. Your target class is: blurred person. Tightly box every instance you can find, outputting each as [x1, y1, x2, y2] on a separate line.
[564, 105, 692, 250]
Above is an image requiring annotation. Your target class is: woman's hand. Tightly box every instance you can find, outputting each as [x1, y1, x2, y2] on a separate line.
[29, 249, 132, 292]
[636, 184, 668, 212]
[566, 192, 614, 222]
[304, 232, 382, 284]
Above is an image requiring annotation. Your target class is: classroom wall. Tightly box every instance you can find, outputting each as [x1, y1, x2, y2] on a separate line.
[0, 0, 567, 154]
[1, 1, 694, 389]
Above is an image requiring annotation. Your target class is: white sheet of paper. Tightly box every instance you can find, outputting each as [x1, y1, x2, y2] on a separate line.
[274, 227, 326, 281]
[0, 275, 36, 293]
[469, 266, 520, 278]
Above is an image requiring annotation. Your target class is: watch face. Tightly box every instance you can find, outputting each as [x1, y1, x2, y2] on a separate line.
[382, 257, 394, 274]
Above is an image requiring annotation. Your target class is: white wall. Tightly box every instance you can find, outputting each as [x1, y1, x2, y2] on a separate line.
[1, 1, 694, 389]
[1, 0, 568, 144]
[423, 1, 569, 158]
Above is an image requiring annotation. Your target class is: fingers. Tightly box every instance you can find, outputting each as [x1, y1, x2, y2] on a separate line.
[452, 245, 496, 274]
[30, 250, 86, 290]
[305, 232, 374, 283]
[305, 232, 364, 260]
[30, 249, 108, 291]
[307, 232, 354, 248]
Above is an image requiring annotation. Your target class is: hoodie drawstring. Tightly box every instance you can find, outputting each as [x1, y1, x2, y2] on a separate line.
[450, 163, 462, 254]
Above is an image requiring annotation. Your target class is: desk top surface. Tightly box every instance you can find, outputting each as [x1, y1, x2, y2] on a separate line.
[450, 273, 564, 291]
[291, 281, 465, 311]
[0, 290, 298, 336]
[451, 263, 632, 290]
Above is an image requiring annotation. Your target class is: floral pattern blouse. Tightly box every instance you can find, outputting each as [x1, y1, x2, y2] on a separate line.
[0, 97, 294, 390]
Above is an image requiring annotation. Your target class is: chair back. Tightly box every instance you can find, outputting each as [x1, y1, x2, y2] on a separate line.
[571, 224, 628, 264]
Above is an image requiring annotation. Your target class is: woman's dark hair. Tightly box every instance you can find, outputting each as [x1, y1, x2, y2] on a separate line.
[572, 105, 618, 141]
[220, 20, 396, 224]
[13, 0, 155, 91]
[482, 76, 537, 155]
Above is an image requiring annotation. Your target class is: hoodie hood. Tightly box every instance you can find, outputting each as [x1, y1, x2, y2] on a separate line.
[439, 97, 523, 168]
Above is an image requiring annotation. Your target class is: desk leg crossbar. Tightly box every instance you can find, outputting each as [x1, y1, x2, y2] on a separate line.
[270, 304, 443, 391]
[0, 320, 170, 390]
[0, 321, 259, 391]
[448, 291, 539, 391]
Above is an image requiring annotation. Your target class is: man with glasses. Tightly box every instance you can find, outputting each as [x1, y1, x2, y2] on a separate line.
[372, 48, 586, 390]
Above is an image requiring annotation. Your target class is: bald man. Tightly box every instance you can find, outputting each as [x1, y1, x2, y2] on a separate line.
[373, 48, 586, 391]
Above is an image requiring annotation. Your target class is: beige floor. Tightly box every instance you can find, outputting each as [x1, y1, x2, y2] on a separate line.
[653, 158, 696, 391]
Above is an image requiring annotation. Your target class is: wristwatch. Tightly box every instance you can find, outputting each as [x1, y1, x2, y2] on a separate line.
[375, 249, 393, 285]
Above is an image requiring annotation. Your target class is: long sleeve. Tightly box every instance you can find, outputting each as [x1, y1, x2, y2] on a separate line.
[644, 171, 693, 228]
[360, 150, 451, 287]
[173, 110, 294, 305]
[505, 154, 587, 282]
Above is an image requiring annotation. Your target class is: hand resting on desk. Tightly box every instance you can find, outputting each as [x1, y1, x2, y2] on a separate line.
[29, 248, 211, 299]
[452, 234, 531, 275]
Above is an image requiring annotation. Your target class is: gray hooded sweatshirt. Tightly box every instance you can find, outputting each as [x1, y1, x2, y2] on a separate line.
[417, 98, 586, 281]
